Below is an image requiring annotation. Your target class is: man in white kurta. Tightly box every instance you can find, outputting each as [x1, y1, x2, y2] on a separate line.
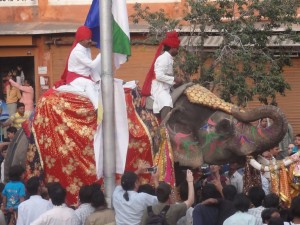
[151, 51, 175, 114]
[66, 27, 101, 110]
[148, 31, 182, 119]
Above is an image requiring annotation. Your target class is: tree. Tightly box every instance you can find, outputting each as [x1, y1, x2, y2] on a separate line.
[130, 0, 300, 106]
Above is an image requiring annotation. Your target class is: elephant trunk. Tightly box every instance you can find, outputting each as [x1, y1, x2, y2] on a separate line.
[231, 105, 288, 153]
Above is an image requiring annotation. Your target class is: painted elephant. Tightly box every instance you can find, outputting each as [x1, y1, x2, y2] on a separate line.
[5, 83, 287, 204]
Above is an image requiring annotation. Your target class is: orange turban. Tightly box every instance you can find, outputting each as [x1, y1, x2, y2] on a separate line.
[162, 31, 180, 49]
[141, 31, 180, 96]
[75, 26, 92, 42]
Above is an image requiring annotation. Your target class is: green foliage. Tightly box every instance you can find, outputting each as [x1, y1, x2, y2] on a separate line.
[130, 0, 300, 106]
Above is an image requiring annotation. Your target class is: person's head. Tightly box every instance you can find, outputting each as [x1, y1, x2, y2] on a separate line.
[26, 176, 41, 196]
[260, 118, 268, 128]
[79, 184, 93, 204]
[7, 126, 17, 141]
[222, 185, 237, 201]
[261, 208, 281, 224]
[229, 162, 239, 172]
[8, 165, 25, 181]
[24, 79, 33, 87]
[17, 102, 25, 116]
[156, 182, 171, 203]
[121, 171, 138, 201]
[263, 193, 280, 208]
[161, 31, 180, 57]
[233, 193, 251, 212]
[248, 186, 265, 207]
[91, 188, 107, 209]
[201, 183, 222, 201]
[295, 134, 300, 148]
[270, 146, 281, 157]
[209, 165, 221, 174]
[288, 143, 295, 155]
[46, 182, 62, 199]
[49, 184, 66, 206]
[262, 150, 272, 160]
[268, 217, 284, 225]
[76, 26, 92, 48]
[291, 196, 300, 218]
[137, 184, 156, 196]
[1, 145, 8, 160]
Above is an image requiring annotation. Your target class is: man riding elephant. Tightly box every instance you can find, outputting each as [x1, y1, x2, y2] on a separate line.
[142, 31, 183, 119]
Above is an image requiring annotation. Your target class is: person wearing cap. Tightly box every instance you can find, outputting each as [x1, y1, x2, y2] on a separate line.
[142, 31, 183, 119]
[55, 26, 101, 110]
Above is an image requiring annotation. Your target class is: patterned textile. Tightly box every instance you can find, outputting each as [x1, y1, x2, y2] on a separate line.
[243, 156, 262, 194]
[124, 88, 159, 183]
[32, 90, 98, 205]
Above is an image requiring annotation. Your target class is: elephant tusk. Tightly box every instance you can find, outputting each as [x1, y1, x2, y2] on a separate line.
[249, 152, 299, 172]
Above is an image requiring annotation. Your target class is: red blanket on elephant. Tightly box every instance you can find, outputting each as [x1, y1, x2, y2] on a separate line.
[32, 89, 157, 205]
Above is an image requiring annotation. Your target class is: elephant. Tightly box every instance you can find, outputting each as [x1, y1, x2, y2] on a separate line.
[4, 83, 288, 204]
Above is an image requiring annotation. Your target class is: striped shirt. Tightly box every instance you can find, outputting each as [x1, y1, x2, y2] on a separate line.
[9, 111, 30, 129]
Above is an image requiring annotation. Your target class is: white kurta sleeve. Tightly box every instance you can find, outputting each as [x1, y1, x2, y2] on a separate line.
[154, 56, 175, 85]
[74, 50, 101, 71]
[90, 54, 101, 82]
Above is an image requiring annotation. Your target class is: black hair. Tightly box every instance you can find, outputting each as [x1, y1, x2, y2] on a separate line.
[261, 208, 280, 224]
[46, 182, 62, 198]
[201, 183, 222, 201]
[121, 171, 138, 201]
[7, 126, 17, 135]
[49, 184, 66, 206]
[25, 78, 33, 87]
[8, 165, 25, 181]
[233, 193, 251, 212]
[248, 186, 265, 207]
[91, 188, 107, 208]
[222, 185, 237, 201]
[26, 176, 40, 196]
[137, 184, 156, 196]
[156, 182, 171, 203]
[90, 182, 102, 193]
[79, 185, 93, 204]
[263, 193, 280, 208]
[17, 102, 25, 109]
[163, 45, 171, 52]
[179, 181, 188, 201]
[291, 196, 300, 218]
[268, 217, 284, 225]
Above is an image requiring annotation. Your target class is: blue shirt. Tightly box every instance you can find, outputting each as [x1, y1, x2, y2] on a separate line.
[2, 181, 25, 209]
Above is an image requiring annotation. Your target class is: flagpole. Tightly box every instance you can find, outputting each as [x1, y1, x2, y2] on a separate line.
[100, 0, 115, 208]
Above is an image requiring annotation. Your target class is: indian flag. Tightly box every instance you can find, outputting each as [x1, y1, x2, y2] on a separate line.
[85, 0, 131, 68]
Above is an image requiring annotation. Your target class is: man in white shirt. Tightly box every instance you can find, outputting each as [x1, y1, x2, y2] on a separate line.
[30, 182, 80, 225]
[17, 176, 52, 225]
[142, 31, 182, 119]
[225, 162, 243, 193]
[57, 26, 101, 110]
[75, 184, 95, 225]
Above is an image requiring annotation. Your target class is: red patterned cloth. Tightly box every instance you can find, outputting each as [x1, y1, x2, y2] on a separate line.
[124, 89, 159, 183]
[32, 90, 98, 205]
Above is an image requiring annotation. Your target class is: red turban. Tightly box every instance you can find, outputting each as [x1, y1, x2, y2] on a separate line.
[54, 26, 92, 88]
[141, 31, 180, 96]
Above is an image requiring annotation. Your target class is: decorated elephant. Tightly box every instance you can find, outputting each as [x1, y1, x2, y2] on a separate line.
[5, 83, 288, 204]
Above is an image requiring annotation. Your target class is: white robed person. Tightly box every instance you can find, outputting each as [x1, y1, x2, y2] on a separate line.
[141, 31, 183, 119]
[55, 25, 129, 178]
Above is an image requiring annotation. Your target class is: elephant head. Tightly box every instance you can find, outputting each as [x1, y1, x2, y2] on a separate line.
[164, 84, 288, 168]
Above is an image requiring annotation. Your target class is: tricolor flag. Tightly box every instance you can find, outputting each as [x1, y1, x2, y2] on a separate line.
[85, 0, 131, 68]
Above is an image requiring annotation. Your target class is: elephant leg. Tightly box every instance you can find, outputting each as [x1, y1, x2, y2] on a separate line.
[161, 106, 172, 121]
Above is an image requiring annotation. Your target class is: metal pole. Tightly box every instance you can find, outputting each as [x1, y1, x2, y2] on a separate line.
[100, 0, 115, 208]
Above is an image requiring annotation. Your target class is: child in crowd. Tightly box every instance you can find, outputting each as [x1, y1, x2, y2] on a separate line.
[0, 146, 8, 183]
[1, 165, 26, 224]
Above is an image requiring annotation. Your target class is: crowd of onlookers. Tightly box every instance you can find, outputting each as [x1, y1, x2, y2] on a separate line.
[0, 160, 299, 225]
